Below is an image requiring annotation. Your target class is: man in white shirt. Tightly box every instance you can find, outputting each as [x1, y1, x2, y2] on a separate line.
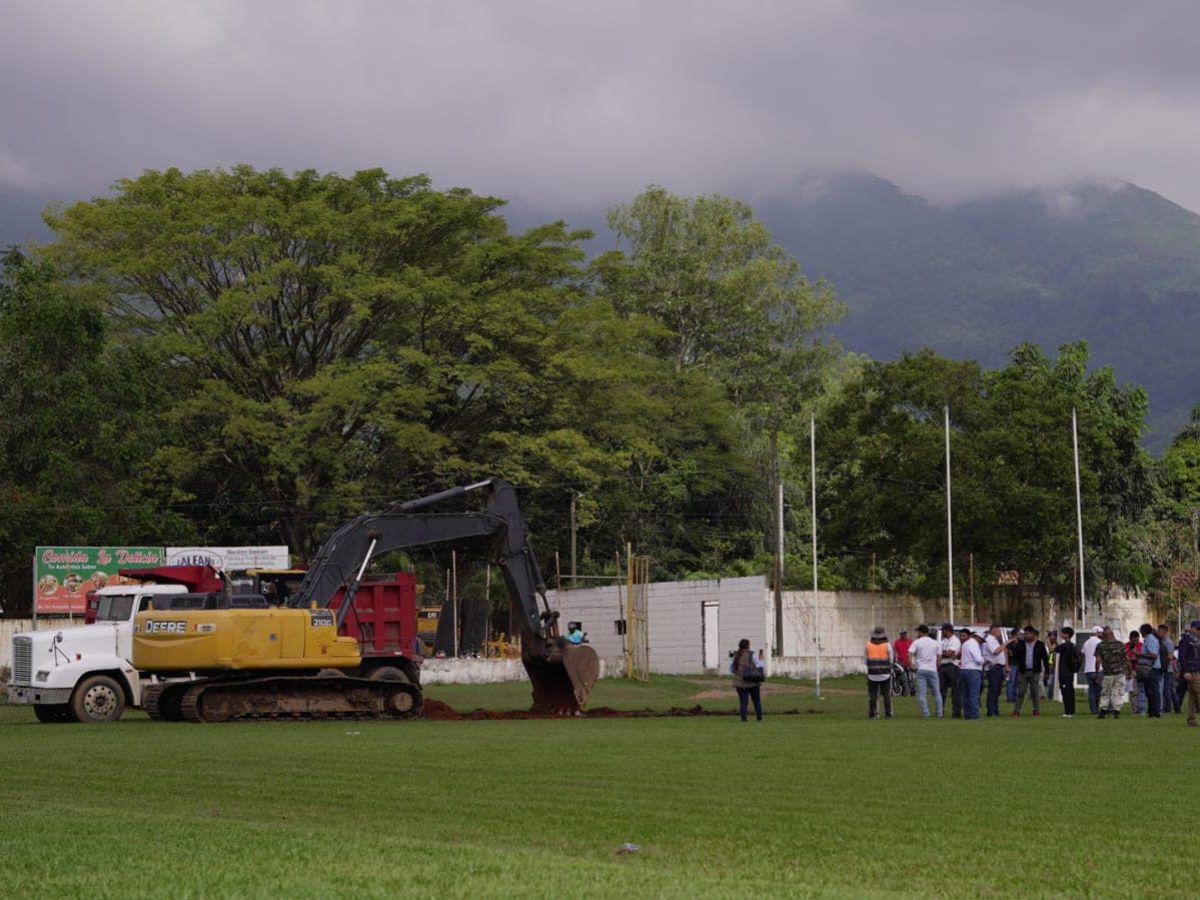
[909, 624, 943, 718]
[938, 623, 962, 718]
[957, 627, 985, 719]
[983, 624, 1007, 717]
[1081, 626, 1103, 715]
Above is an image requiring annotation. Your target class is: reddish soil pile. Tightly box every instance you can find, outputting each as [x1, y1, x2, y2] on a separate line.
[421, 700, 815, 720]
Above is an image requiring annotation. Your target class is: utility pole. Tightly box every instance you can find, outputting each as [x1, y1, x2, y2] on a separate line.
[1072, 407, 1086, 630]
[771, 430, 784, 656]
[969, 552, 975, 624]
[945, 404, 954, 625]
[811, 412, 822, 700]
[569, 494, 578, 588]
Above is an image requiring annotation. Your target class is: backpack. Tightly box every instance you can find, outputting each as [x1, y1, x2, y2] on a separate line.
[738, 652, 765, 684]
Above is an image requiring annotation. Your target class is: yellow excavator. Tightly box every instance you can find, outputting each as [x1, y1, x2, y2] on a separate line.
[133, 479, 600, 722]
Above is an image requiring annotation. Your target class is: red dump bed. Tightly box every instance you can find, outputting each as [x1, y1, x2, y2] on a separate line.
[328, 572, 420, 661]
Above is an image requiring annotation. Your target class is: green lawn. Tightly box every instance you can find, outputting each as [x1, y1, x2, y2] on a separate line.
[0, 676, 1194, 898]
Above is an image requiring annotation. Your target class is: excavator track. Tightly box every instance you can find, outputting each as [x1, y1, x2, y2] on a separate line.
[142, 684, 166, 721]
[174, 675, 424, 723]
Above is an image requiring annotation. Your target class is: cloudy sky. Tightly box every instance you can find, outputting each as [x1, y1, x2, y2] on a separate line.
[3, 0, 1200, 212]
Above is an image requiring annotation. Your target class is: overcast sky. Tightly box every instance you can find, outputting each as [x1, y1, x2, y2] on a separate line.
[3, 1, 1200, 213]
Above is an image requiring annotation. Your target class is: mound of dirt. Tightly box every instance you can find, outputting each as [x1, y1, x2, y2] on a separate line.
[421, 700, 814, 720]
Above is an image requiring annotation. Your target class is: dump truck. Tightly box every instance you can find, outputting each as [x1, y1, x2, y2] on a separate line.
[133, 479, 600, 722]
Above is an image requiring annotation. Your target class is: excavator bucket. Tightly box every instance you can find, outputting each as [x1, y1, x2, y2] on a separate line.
[524, 641, 600, 713]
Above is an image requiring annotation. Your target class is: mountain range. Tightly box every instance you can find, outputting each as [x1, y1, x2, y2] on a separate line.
[4, 174, 1198, 449]
[759, 174, 1200, 450]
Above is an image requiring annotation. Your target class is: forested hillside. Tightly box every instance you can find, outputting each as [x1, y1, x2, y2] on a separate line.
[761, 174, 1200, 448]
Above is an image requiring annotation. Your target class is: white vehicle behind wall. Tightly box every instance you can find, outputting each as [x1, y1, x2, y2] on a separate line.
[6, 584, 189, 723]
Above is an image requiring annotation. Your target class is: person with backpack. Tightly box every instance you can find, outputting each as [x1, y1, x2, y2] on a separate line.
[1096, 626, 1130, 719]
[730, 638, 765, 722]
[865, 626, 895, 719]
[1054, 626, 1081, 717]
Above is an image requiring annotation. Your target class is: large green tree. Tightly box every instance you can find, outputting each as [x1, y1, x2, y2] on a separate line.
[0, 252, 189, 615]
[47, 167, 744, 574]
[816, 343, 1154, 600]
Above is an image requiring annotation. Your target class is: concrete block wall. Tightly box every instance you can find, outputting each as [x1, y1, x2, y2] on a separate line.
[768, 588, 1155, 678]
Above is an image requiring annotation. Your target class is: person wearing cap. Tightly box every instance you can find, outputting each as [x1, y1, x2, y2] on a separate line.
[865, 626, 895, 719]
[1177, 619, 1200, 727]
[1011, 626, 1050, 717]
[909, 624, 943, 718]
[938, 623, 962, 718]
[1081, 625, 1104, 715]
[957, 627, 984, 719]
[893, 629, 914, 696]
[1054, 626, 1081, 717]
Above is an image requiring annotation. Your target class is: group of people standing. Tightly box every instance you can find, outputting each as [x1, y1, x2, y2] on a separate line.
[869, 619, 1200, 723]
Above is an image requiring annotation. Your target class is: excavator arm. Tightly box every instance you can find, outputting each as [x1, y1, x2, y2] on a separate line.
[288, 479, 598, 712]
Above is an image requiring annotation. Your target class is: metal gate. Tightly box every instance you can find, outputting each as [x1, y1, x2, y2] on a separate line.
[625, 555, 650, 681]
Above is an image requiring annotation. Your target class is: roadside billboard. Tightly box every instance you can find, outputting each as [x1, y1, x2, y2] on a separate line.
[34, 546, 166, 614]
[165, 546, 291, 570]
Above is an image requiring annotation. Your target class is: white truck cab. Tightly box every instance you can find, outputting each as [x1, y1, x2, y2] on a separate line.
[6, 584, 188, 723]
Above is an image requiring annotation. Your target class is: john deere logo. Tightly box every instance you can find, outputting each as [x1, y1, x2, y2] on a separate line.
[144, 620, 188, 634]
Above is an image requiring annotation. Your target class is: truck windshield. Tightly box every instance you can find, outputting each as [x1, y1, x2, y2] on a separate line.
[95, 594, 135, 622]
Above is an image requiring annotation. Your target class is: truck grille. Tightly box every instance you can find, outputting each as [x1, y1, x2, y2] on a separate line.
[11, 636, 32, 684]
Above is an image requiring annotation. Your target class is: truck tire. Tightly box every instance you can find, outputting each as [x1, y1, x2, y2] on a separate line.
[368, 666, 410, 684]
[34, 703, 77, 724]
[71, 675, 126, 723]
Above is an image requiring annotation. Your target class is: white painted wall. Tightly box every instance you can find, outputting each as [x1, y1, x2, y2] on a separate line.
[547, 576, 770, 675]
[421, 656, 625, 685]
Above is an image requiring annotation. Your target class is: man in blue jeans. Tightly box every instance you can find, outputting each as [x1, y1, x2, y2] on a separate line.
[1137, 623, 1163, 718]
[983, 624, 1007, 716]
[909, 624, 943, 718]
[958, 627, 984, 719]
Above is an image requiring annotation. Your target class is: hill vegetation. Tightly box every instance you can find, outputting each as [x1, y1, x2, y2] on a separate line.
[762, 174, 1200, 448]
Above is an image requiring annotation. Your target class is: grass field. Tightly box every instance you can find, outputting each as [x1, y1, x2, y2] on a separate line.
[1, 675, 1195, 898]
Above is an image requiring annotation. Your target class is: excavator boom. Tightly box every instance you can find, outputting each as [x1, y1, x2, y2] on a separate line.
[287, 479, 598, 713]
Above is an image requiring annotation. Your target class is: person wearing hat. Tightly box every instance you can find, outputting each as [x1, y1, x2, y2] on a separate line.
[1177, 620, 1200, 727]
[893, 629, 914, 696]
[1081, 625, 1104, 715]
[865, 626, 895, 719]
[938, 623, 962, 718]
[957, 627, 984, 719]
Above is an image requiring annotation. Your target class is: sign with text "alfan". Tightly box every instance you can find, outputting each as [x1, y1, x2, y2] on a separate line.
[165, 546, 290, 570]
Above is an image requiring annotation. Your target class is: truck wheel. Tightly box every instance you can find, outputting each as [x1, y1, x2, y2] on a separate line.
[34, 704, 77, 724]
[71, 675, 126, 723]
[368, 666, 410, 684]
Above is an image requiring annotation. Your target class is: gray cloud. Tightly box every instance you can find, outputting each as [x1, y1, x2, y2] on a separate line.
[3, 0, 1200, 211]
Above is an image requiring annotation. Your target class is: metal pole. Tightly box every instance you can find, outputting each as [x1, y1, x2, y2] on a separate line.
[451, 553, 458, 658]
[31, 554, 38, 632]
[811, 412, 821, 700]
[569, 494, 578, 588]
[485, 563, 492, 650]
[625, 543, 633, 679]
[772, 431, 783, 656]
[945, 404, 954, 625]
[1072, 407, 1086, 629]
